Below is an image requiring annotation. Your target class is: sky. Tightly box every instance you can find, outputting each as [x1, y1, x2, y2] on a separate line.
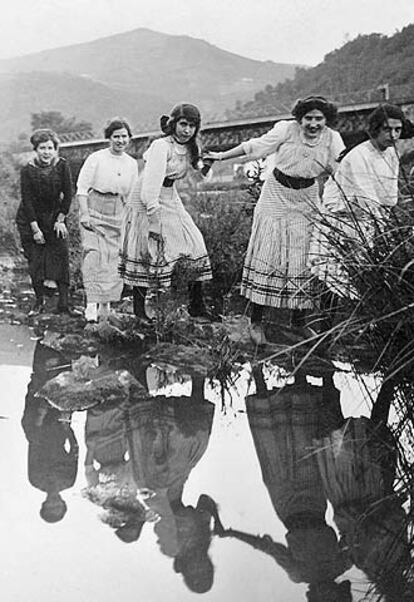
[1, 0, 414, 66]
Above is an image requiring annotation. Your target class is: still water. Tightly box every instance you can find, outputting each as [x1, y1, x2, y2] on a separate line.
[0, 321, 410, 602]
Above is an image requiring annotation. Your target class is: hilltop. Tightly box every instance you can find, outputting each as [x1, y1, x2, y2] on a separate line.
[0, 28, 299, 141]
[226, 24, 414, 118]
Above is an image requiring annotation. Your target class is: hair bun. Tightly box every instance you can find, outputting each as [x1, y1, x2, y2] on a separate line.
[160, 115, 170, 134]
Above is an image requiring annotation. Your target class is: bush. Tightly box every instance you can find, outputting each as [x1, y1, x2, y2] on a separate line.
[185, 186, 254, 309]
[0, 151, 21, 254]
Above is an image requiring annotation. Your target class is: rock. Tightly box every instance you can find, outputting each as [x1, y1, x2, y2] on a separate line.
[36, 366, 143, 412]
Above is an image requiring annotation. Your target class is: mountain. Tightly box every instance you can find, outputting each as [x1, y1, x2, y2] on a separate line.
[225, 24, 414, 119]
[0, 28, 300, 142]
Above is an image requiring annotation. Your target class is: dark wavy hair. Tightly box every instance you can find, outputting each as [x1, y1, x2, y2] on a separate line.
[30, 129, 60, 150]
[367, 103, 405, 137]
[159, 103, 202, 169]
[104, 118, 132, 139]
[292, 96, 338, 127]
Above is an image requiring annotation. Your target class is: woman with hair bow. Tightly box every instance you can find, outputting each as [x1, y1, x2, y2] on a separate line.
[206, 96, 345, 344]
[119, 103, 213, 321]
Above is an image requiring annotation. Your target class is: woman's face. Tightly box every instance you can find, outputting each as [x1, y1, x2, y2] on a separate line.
[35, 140, 57, 165]
[109, 128, 130, 155]
[374, 118, 402, 150]
[300, 109, 327, 139]
[174, 119, 196, 144]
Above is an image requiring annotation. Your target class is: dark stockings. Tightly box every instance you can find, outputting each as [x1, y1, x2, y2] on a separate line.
[250, 303, 264, 325]
[132, 287, 147, 318]
[57, 283, 69, 311]
[188, 281, 208, 317]
[33, 281, 44, 307]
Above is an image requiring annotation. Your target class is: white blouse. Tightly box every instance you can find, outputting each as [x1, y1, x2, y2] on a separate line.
[76, 148, 138, 200]
[140, 137, 189, 212]
[242, 120, 345, 179]
[322, 141, 400, 213]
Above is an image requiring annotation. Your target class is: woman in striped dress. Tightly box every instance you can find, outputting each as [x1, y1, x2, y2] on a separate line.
[119, 103, 212, 321]
[207, 97, 344, 344]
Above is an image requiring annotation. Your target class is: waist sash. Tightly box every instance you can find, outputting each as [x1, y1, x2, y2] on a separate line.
[273, 167, 315, 190]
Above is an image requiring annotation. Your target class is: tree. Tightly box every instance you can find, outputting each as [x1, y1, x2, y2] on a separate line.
[30, 111, 93, 135]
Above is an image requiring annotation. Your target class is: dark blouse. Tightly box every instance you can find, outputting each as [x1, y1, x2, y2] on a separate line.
[17, 157, 73, 226]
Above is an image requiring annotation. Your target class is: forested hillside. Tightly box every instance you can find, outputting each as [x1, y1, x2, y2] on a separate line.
[226, 25, 414, 118]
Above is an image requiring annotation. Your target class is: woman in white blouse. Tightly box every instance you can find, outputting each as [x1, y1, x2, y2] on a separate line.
[206, 97, 344, 344]
[77, 118, 138, 322]
[119, 103, 212, 322]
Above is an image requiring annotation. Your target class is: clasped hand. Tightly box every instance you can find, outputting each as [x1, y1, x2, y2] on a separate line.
[33, 230, 45, 244]
[203, 151, 221, 161]
[54, 221, 68, 238]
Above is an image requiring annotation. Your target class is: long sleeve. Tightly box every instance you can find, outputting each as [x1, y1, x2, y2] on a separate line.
[323, 143, 399, 213]
[241, 120, 291, 161]
[60, 159, 74, 215]
[76, 152, 99, 196]
[141, 139, 169, 231]
[20, 166, 37, 223]
[125, 162, 139, 205]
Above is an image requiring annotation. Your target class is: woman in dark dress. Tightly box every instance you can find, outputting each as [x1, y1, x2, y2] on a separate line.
[16, 128, 74, 315]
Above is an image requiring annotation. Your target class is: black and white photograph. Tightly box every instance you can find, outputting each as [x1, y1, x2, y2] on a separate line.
[1, 1, 414, 600]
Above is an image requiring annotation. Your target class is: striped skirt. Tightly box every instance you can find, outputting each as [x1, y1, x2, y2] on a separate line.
[240, 175, 318, 309]
[81, 190, 124, 303]
[119, 186, 212, 289]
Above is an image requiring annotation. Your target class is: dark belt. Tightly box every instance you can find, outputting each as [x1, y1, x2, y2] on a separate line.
[273, 167, 315, 190]
[90, 188, 119, 196]
[162, 177, 175, 188]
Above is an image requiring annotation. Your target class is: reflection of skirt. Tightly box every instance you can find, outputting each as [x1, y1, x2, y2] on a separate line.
[314, 417, 388, 514]
[246, 386, 326, 522]
[240, 177, 318, 309]
[119, 186, 212, 289]
[81, 191, 124, 303]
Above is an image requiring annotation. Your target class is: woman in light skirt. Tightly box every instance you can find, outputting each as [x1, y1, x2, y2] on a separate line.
[77, 118, 138, 322]
[206, 96, 345, 344]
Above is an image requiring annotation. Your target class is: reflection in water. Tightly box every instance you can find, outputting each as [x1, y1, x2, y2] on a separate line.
[315, 379, 413, 601]
[216, 366, 352, 601]
[83, 363, 219, 593]
[21, 341, 79, 522]
[12, 325, 413, 600]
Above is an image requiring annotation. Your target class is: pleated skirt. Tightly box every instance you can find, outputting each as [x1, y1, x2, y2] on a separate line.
[240, 176, 318, 309]
[119, 187, 212, 289]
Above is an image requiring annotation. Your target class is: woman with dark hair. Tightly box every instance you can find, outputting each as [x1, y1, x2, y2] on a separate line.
[119, 103, 212, 321]
[77, 118, 138, 322]
[206, 96, 344, 344]
[16, 128, 74, 315]
[310, 103, 405, 298]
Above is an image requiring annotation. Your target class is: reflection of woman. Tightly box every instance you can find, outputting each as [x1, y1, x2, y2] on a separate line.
[16, 129, 74, 316]
[207, 97, 344, 344]
[21, 341, 79, 523]
[77, 118, 138, 322]
[125, 374, 217, 593]
[315, 381, 412, 601]
[215, 367, 351, 601]
[119, 104, 212, 321]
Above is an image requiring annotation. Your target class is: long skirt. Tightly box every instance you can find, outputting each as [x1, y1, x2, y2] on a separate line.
[246, 386, 327, 523]
[240, 176, 318, 310]
[119, 186, 212, 289]
[80, 190, 124, 303]
[17, 218, 69, 286]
